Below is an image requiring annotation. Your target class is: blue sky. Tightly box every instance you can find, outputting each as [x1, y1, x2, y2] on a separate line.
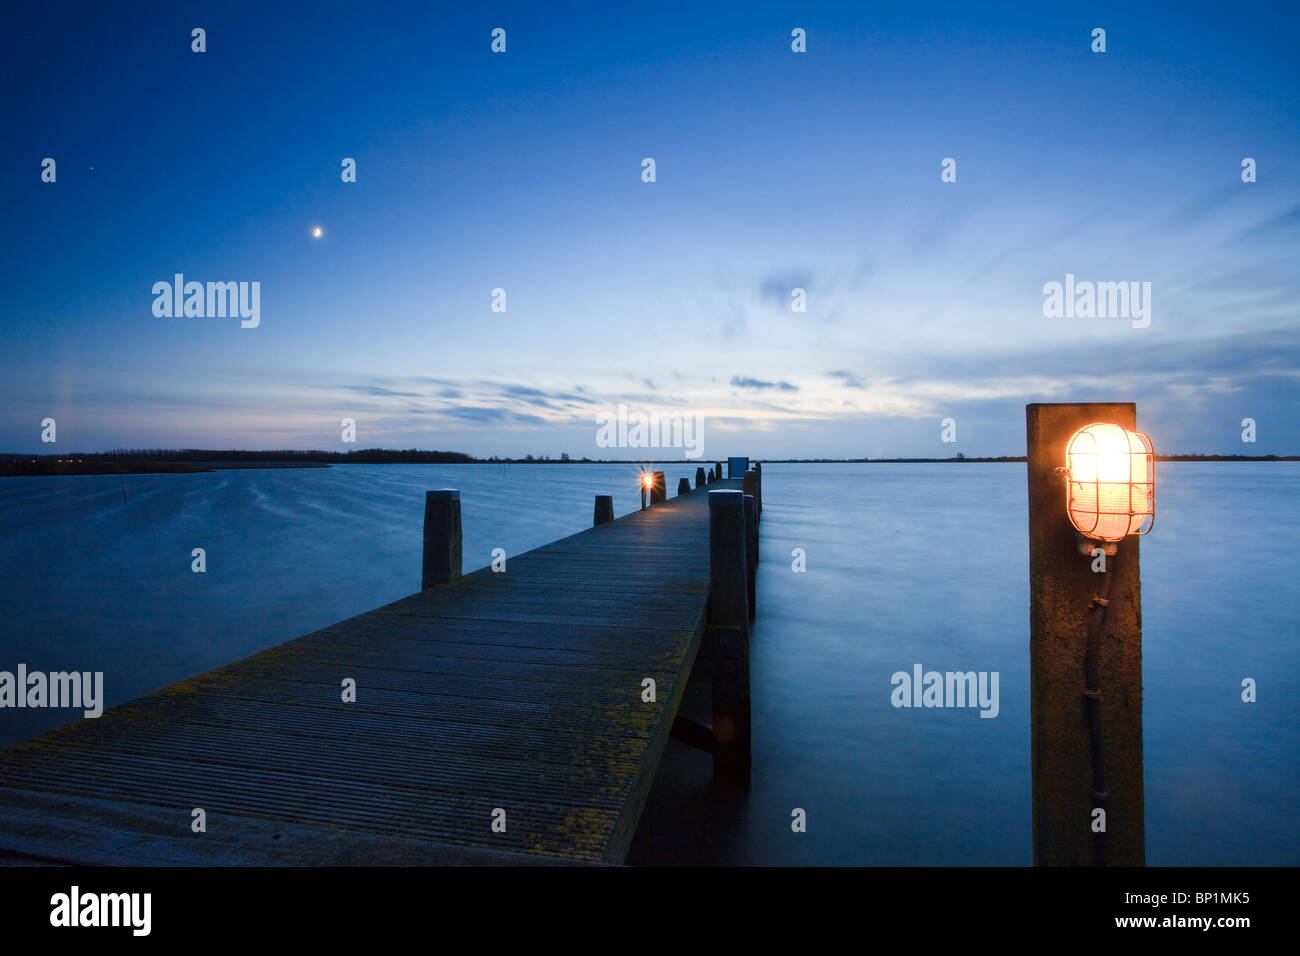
[3, 1, 1297, 457]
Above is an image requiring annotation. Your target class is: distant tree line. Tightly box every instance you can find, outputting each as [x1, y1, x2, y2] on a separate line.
[0, 449, 475, 474]
[3, 448, 1293, 478]
[36, 448, 478, 463]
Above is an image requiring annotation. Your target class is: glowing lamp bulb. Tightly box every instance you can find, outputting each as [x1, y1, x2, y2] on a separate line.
[1063, 422, 1155, 546]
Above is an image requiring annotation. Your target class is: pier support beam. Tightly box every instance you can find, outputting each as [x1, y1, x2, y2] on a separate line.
[702, 489, 751, 790]
[743, 493, 757, 620]
[593, 494, 614, 526]
[708, 490, 749, 633]
[742, 468, 761, 522]
[422, 490, 462, 589]
[1026, 403, 1144, 866]
[695, 466, 706, 488]
[677, 477, 692, 496]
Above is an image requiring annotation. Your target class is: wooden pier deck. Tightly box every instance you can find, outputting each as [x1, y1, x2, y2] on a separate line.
[0, 478, 747, 865]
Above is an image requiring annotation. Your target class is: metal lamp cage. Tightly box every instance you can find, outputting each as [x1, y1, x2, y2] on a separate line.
[1064, 422, 1155, 542]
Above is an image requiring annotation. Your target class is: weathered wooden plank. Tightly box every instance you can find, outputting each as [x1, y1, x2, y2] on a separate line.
[0, 789, 596, 866]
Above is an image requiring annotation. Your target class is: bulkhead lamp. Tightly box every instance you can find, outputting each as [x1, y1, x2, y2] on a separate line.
[1062, 422, 1155, 551]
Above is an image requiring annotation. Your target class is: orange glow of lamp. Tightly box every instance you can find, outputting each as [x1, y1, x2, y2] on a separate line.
[1060, 422, 1155, 555]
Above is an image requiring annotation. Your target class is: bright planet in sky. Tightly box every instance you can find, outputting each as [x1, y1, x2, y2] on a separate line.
[311, 226, 322, 238]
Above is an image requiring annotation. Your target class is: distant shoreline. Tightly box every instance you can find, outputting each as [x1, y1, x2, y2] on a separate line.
[2, 450, 1296, 477]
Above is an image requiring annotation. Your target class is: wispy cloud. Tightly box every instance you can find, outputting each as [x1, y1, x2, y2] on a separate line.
[759, 271, 811, 307]
[321, 384, 425, 398]
[731, 376, 798, 392]
[828, 370, 866, 389]
[1230, 203, 1300, 244]
[442, 406, 546, 426]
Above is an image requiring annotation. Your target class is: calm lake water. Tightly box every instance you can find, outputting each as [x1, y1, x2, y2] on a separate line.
[1, 462, 1296, 865]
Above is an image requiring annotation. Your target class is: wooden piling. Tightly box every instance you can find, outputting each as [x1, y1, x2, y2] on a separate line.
[593, 494, 614, 526]
[695, 466, 706, 488]
[707, 490, 748, 632]
[421, 490, 462, 589]
[677, 477, 692, 496]
[743, 493, 757, 621]
[650, 471, 666, 505]
[705, 489, 751, 788]
[1026, 403, 1144, 866]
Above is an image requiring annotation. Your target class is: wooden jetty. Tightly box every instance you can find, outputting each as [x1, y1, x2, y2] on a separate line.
[0, 464, 762, 866]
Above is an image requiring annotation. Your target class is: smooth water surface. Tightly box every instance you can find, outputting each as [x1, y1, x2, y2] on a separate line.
[1, 462, 1295, 865]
